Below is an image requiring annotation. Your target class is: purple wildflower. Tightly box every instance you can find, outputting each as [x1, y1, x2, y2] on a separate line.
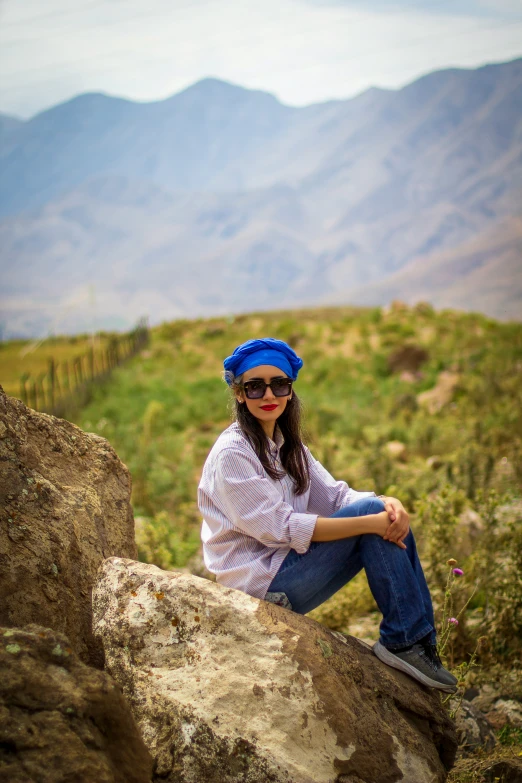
[453, 568, 464, 576]
[449, 617, 459, 626]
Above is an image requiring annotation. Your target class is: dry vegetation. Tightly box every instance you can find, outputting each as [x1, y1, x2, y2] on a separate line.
[9, 302, 519, 780]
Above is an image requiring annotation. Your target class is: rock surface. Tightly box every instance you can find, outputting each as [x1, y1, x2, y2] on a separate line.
[486, 699, 522, 730]
[384, 441, 408, 461]
[93, 557, 457, 783]
[388, 345, 428, 374]
[482, 758, 522, 783]
[451, 699, 497, 756]
[465, 679, 522, 730]
[417, 372, 459, 414]
[0, 385, 137, 667]
[0, 624, 153, 783]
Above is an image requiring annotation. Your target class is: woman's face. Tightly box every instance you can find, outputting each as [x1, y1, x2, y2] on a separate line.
[235, 364, 293, 428]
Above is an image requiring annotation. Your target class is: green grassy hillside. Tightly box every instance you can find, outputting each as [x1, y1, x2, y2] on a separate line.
[0, 332, 114, 399]
[69, 304, 521, 662]
[6, 302, 521, 779]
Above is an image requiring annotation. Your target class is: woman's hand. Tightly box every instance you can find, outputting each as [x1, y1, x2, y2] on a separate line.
[381, 496, 410, 546]
[372, 510, 407, 549]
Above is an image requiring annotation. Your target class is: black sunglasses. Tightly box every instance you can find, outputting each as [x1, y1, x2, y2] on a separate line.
[241, 378, 293, 399]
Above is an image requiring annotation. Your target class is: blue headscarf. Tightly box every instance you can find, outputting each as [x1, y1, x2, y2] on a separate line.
[223, 337, 303, 384]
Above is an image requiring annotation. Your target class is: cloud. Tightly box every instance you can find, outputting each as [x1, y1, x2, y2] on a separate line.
[0, 0, 521, 118]
[301, 0, 522, 18]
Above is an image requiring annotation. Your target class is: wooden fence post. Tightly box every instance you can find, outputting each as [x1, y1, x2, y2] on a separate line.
[37, 372, 47, 410]
[73, 357, 80, 388]
[30, 378, 38, 410]
[63, 361, 71, 393]
[54, 362, 62, 397]
[17, 320, 150, 416]
[48, 357, 56, 410]
[20, 372, 30, 406]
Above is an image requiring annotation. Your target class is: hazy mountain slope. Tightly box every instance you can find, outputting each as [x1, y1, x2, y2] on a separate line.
[0, 175, 322, 335]
[3, 173, 519, 338]
[1, 59, 521, 336]
[0, 112, 24, 156]
[0, 112, 23, 134]
[326, 216, 522, 320]
[3, 60, 520, 223]
[318, 59, 522, 270]
[0, 80, 297, 216]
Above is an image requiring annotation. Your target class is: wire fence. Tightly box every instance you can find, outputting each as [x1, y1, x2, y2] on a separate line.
[19, 317, 150, 418]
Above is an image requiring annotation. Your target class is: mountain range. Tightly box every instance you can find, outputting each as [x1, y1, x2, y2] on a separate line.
[1, 58, 521, 337]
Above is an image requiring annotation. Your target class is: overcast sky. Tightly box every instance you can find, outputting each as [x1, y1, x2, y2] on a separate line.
[1, 0, 521, 119]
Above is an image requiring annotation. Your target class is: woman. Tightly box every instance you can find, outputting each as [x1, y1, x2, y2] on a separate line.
[198, 337, 457, 693]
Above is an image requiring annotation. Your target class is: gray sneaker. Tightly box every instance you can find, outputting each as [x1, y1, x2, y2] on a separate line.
[373, 640, 458, 693]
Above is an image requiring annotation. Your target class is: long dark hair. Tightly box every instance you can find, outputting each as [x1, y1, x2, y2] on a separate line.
[226, 371, 310, 495]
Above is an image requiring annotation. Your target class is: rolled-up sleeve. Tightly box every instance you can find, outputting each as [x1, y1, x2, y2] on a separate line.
[305, 448, 376, 516]
[213, 447, 317, 553]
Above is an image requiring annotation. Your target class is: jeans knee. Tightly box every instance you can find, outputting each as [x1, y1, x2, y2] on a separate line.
[335, 496, 385, 519]
[363, 496, 386, 515]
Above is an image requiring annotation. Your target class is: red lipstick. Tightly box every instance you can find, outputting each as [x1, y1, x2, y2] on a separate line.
[260, 404, 278, 411]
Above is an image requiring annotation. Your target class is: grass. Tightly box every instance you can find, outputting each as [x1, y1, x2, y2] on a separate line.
[0, 332, 114, 398]
[3, 302, 522, 775]
[53, 303, 521, 663]
[448, 741, 522, 782]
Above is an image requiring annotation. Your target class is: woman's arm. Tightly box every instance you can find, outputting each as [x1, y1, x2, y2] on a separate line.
[304, 447, 376, 516]
[311, 510, 407, 548]
[210, 447, 318, 552]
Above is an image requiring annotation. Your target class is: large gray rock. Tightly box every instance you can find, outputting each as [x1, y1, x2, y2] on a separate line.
[486, 699, 522, 730]
[93, 557, 457, 783]
[465, 680, 522, 730]
[0, 624, 153, 783]
[0, 385, 137, 667]
[450, 699, 497, 757]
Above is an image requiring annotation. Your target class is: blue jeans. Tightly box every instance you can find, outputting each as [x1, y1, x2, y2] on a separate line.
[267, 496, 436, 650]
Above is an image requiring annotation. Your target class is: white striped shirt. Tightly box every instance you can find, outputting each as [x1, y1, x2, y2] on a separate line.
[198, 422, 375, 599]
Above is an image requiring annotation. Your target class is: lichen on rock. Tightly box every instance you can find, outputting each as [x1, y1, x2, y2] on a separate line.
[93, 557, 457, 783]
[0, 385, 138, 667]
[0, 624, 153, 783]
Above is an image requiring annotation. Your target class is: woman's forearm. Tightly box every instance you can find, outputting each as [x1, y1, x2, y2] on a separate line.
[311, 511, 389, 542]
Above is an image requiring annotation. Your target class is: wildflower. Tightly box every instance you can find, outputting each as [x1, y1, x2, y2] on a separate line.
[447, 558, 458, 566]
[449, 617, 459, 626]
[453, 568, 464, 576]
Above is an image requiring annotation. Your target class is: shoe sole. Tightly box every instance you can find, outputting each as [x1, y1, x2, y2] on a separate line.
[373, 641, 458, 693]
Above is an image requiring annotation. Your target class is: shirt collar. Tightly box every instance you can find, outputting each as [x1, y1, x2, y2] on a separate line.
[231, 420, 284, 455]
[268, 427, 284, 455]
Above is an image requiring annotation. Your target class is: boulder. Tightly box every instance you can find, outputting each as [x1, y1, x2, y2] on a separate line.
[399, 371, 422, 384]
[93, 557, 457, 783]
[383, 441, 408, 461]
[0, 624, 153, 783]
[417, 373, 459, 415]
[450, 699, 497, 756]
[482, 758, 522, 783]
[485, 698, 522, 730]
[388, 345, 428, 374]
[465, 679, 522, 730]
[0, 385, 137, 667]
[467, 683, 500, 713]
